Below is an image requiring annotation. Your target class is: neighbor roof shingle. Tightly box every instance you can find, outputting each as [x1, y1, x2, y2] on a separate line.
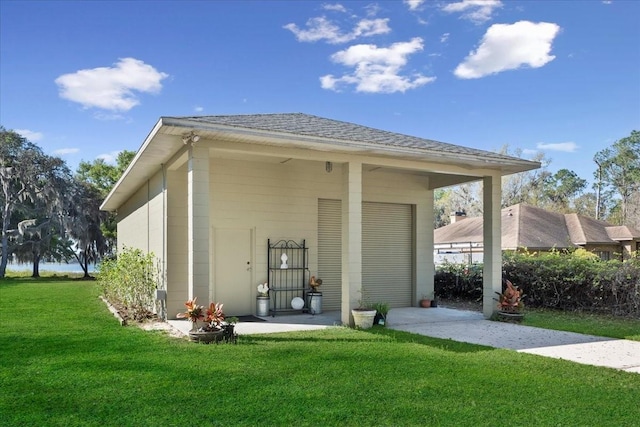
[434, 203, 640, 249]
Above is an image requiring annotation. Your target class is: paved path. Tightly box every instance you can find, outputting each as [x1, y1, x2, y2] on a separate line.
[387, 307, 640, 374]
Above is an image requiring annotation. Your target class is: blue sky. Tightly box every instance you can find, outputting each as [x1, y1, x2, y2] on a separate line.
[1, 0, 638, 186]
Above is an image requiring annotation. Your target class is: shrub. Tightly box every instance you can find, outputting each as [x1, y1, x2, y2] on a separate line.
[434, 261, 483, 300]
[98, 247, 159, 320]
[435, 250, 640, 317]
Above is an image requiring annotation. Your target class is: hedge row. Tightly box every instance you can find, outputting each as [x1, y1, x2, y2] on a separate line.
[435, 249, 640, 317]
[98, 247, 159, 321]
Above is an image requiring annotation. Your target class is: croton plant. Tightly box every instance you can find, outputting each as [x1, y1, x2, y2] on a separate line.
[496, 280, 524, 313]
[177, 297, 225, 332]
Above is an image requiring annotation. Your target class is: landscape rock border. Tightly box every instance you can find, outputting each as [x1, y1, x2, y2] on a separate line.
[100, 296, 186, 339]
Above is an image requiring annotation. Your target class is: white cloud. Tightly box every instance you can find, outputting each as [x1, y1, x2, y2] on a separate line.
[323, 3, 347, 13]
[93, 111, 126, 121]
[194, 106, 204, 113]
[320, 37, 436, 93]
[522, 148, 538, 156]
[284, 16, 390, 44]
[440, 33, 450, 43]
[442, 0, 503, 24]
[53, 148, 80, 156]
[454, 21, 560, 79]
[404, 0, 425, 11]
[97, 150, 122, 164]
[537, 142, 578, 152]
[364, 3, 381, 17]
[15, 129, 43, 141]
[55, 57, 169, 111]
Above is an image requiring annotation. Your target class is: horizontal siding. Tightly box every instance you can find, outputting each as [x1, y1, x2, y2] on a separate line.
[160, 157, 430, 314]
[117, 182, 149, 252]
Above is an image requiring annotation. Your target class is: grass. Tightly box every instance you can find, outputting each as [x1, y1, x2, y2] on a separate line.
[1, 278, 639, 426]
[523, 308, 640, 341]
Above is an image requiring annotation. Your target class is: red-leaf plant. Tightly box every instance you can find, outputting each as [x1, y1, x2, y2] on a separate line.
[177, 297, 225, 332]
[496, 280, 524, 313]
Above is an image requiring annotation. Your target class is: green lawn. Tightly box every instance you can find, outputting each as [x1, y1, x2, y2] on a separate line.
[523, 309, 640, 341]
[1, 278, 639, 426]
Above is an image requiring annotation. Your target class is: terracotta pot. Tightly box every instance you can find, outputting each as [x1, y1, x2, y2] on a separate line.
[420, 299, 431, 308]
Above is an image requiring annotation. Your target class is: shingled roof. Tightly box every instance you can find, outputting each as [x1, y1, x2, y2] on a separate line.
[171, 113, 526, 163]
[434, 204, 640, 250]
[102, 113, 540, 211]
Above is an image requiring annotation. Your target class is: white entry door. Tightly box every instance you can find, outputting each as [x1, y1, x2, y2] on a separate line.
[214, 228, 253, 316]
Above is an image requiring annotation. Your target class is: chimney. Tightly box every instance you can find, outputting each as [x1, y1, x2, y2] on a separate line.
[450, 209, 467, 224]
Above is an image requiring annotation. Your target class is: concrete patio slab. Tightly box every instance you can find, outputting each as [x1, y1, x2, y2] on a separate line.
[169, 310, 342, 336]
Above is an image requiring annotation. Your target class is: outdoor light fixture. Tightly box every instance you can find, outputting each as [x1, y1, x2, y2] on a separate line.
[182, 131, 201, 145]
[325, 161, 333, 173]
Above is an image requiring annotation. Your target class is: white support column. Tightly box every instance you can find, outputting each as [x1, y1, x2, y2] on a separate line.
[187, 143, 210, 304]
[341, 161, 362, 325]
[483, 173, 502, 318]
[415, 187, 434, 304]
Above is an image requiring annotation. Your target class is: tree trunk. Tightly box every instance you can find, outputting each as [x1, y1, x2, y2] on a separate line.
[82, 252, 91, 278]
[32, 253, 40, 278]
[0, 202, 11, 278]
[75, 249, 92, 278]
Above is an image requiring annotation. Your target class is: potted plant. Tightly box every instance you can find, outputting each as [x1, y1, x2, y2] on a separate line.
[419, 295, 432, 308]
[495, 280, 525, 322]
[256, 282, 270, 316]
[372, 302, 389, 326]
[308, 276, 323, 314]
[221, 316, 238, 344]
[177, 298, 226, 343]
[351, 292, 377, 329]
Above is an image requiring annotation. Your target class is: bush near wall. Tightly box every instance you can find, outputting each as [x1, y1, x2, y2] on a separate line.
[98, 247, 159, 320]
[434, 262, 483, 301]
[435, 249, 640, 317]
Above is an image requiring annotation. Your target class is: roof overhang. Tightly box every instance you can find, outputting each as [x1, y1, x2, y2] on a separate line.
[101, 117, 541, 211]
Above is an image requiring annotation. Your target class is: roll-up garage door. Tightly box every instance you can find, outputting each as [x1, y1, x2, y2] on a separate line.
[318, 199, 342, 311]
[318, 199, 414, 310]
[362, 202, 413, 308]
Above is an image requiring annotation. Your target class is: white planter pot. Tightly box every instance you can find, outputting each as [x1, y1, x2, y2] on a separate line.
[351, 309, 377, 329]
[256, 296, 270, 316]
[307, 292, 323, 314]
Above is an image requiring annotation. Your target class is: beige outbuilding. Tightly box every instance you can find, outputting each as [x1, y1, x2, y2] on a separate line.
[100, 113, 539, 323]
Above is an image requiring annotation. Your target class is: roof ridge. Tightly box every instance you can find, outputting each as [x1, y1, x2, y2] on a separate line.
[564, 213, 587, 244]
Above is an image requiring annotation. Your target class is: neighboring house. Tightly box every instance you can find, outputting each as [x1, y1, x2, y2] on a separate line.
[434, 203, 640, 262]
[100, 113, 539, 321]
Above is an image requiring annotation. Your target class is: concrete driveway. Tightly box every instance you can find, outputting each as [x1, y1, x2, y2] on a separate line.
[387, 307, 640, 374]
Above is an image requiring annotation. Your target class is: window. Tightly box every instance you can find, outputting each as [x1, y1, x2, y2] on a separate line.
[595, 251, 611, 261]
